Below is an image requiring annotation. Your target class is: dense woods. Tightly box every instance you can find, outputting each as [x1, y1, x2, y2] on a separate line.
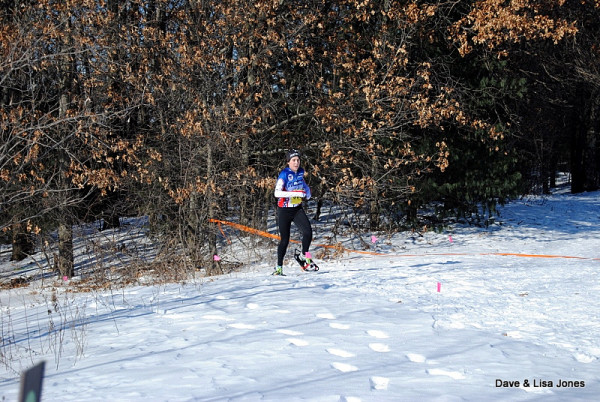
[1, 0, 599, 277]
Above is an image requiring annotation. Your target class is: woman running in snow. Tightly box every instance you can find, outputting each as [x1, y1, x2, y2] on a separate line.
[273, 149, 313, 275]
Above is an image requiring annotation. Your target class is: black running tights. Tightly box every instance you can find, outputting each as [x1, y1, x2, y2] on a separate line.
[277, 206, 312, 266]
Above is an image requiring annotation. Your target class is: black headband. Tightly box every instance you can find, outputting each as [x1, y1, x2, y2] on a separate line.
[286, 150, 300, 161]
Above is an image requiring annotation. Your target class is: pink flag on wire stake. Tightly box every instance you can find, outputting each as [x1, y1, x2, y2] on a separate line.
[213, 255, 221, 261]
[437, 282, 441, 292]
[371, 235, 378, 244]
[448, 235, 453, 243]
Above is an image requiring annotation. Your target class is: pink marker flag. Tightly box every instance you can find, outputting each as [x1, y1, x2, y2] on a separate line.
[63, 276, 69, 281]
[371, 235, 378, 244]
[448, 235, 453, 243]
[437, 282, 441, 292]
[213, 255, 221, 261]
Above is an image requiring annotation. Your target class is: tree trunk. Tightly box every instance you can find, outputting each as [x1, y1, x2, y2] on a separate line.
[571, 122, 585, 193]
[571, 89, 600, 193]
[240, 136, 250, 226]
[369, 156, 379, 230]
[57, 222, 74, 278]
[100, 191, 121, 230]
[206, 142, 222, 276]
[101, 213, 121, 231]
[11, 222, 35, 261]
[314, 198, 323, 221]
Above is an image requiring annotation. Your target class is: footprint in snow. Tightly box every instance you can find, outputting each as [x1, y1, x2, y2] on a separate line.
[367, 330, 390, 353]
[369, 343, 390, 352]
[574, 352, 596, 363]
[327, 348, 355, 358]
[367, 329, 389, 339]
[370, 376, 390, 390]
[426, 368, 465, 380]
[277, 329, 303, 336]
[228, 323, 255, 329]
[287, 338, 309, 347]
[320, 313, 352, 331]
[406, 353, 427, 363]
[331, 362, 358, 373]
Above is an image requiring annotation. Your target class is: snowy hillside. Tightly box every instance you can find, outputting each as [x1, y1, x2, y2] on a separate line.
[1, 188, 599, 401]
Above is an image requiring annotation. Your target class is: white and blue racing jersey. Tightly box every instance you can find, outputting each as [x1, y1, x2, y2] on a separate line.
[274, 167, 312, 208]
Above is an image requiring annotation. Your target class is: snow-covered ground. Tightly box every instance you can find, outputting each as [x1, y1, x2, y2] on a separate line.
[1, 187, 599, 401]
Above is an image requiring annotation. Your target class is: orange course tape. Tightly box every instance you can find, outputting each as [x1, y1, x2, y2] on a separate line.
[208, 219, 600, 261]
[209, 218, 386, 256]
